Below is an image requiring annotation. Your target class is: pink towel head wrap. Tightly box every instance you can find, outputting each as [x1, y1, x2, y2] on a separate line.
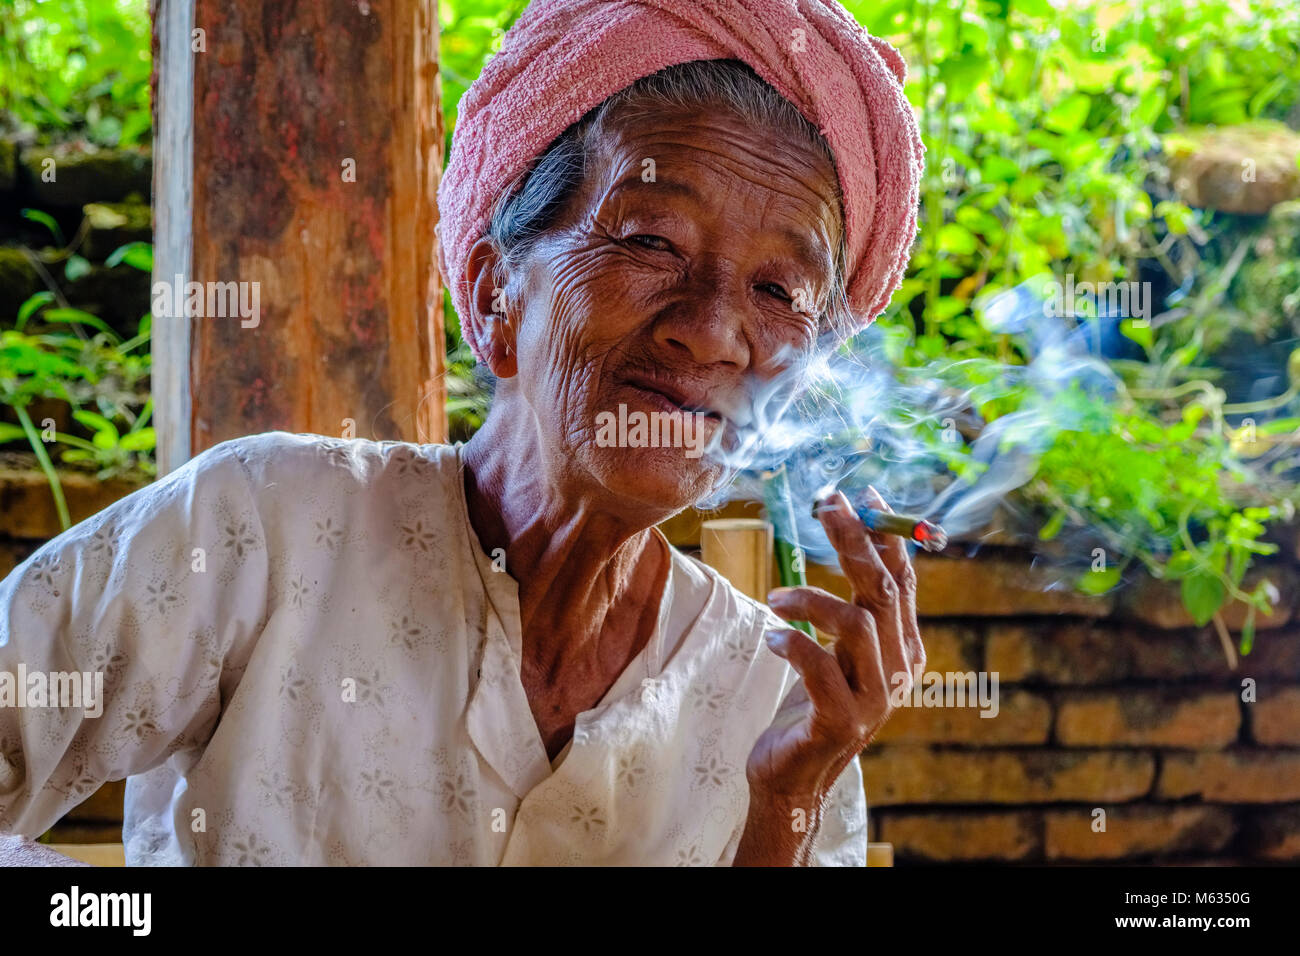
[436, 0, 925, 361]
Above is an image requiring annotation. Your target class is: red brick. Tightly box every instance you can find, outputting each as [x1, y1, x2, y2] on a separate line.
[916, 622, 982, 673]
[879, 811, 1040, 862]
[806, 554, 1113, 618]
[986, 622, 1138, 685]
[1242, 805, 1300, 860]
[1118, 567, 1295, 631]
[874, 689, 1050, 745]
[1245, 631, 1300, 679]
[1249, 686, 1300, 745]
[860, 748, 1154, 805]
[1044, 805, 1234, 860]
[1056, 690, 1240, 748]
[1158, 750, 1300, 802]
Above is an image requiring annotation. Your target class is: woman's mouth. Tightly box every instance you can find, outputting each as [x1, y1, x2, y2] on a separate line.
[619, 375, 724, 421]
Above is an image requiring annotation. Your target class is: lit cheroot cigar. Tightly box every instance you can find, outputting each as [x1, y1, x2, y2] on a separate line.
[813, 500, 949, 552]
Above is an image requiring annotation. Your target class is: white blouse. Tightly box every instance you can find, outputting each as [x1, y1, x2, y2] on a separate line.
[0, 432, 866, 865]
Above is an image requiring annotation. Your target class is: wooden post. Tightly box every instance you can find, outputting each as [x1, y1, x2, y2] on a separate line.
[700, 519, 773, 604]
[152, 0, 445, 474]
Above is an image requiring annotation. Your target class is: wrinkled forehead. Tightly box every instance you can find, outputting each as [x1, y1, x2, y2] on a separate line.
[583, 105, 844, 264]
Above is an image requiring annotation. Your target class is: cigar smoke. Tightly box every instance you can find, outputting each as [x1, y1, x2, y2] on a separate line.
[691, 279, 1123, 573]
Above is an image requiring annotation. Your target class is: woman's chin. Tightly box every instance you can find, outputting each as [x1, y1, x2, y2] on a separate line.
[585, 444, 724, 512]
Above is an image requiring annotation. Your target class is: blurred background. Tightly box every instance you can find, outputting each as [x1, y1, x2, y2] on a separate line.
[2, 0, 1300, 864]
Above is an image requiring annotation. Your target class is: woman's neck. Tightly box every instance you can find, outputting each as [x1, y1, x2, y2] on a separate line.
[460, 411, 672, 678]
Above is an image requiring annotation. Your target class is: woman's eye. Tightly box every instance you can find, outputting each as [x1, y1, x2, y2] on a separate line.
[757, 282, 791, 302]
[627, 234, 672, 251]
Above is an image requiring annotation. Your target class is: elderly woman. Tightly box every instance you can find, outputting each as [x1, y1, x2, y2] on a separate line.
[0, 0, 923, 866]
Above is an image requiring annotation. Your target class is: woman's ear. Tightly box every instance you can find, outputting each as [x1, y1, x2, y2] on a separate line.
[464, 235, 519, 378]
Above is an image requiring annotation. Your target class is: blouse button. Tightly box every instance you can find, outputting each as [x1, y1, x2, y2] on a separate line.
[640, 678, 657, 705]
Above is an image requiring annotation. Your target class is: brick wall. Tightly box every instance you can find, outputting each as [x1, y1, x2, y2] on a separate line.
[864, 617, 1300, 863]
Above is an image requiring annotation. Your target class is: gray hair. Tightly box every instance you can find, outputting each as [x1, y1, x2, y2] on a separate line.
[485, 58, 853, 340]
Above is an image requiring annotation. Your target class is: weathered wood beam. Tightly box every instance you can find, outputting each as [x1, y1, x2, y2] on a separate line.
[152, 0, 445, 473]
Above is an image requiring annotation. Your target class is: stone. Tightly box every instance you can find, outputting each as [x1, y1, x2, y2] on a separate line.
[986, 621, 1138, 684]
[81, 201, 152, 260]
[0, 137, 16, 193]
[916, 622, 983, 673]
[1241, 805, 1300, 860]
[0, 456, 149, 540]
[1116, 564, 1295, 631]
[64, 261, 153, 332]
[18, 144, 151, 209]
[1233, 201, 1300, 342]
[0, 246, 42, 324]
[1165, 122, 1300, 215]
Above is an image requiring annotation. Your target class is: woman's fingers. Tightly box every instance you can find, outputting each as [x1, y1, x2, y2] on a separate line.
[858, 487, 926, 674]
[859, 487, 911, 587]
[763, 626, 855, 722]
[768, 585, 881, 691]
[813, 491, 912, 695]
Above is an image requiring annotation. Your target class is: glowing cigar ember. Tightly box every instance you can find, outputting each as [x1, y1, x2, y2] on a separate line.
[813, 501, 949, 552]
[858, 508, 948, 552]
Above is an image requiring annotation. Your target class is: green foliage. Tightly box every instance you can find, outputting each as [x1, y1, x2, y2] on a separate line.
[845, 0, 1300, 355]
[0, 0, 152, 147]
[0, 240, 154, 531]
[1027, 390, 1281, 624]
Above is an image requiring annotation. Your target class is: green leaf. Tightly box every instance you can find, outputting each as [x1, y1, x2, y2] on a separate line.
[1077, 566, 1121, 595]
[71, 409, 119, 441]
[1239, 609, 1256, 656]
[1038, 509, 1067, 541]
[937, 223, 979, 256]
[105, 241, 153, 272]
[21, 208, 65, 247]
[1181, 572, 1226, 627]
[118, 427, 155, 452]
[0, 423, 28, 443]
[64, 254, 92, 282]
[980, 155, 1021, 184]
[1043, 93, 1092, 134]
[1120, 318, 1154, 350]
[1258, 418, 1300, 436]
[16, 291, 55, 330]
[40, 308, 120, 342]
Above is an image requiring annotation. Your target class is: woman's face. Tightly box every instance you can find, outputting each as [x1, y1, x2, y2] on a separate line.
[494, 103, 843, 513]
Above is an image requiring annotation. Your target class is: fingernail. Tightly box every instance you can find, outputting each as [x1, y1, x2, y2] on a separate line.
[767, 587, 794, 604]
[764, 629, 786, 649]
[811, 495, 839, 516]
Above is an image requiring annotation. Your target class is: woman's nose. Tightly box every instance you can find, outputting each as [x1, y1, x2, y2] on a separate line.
[651, 262, 751, 368]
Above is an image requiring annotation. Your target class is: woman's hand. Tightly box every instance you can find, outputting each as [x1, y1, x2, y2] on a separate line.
[734, 487, 925, 865]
